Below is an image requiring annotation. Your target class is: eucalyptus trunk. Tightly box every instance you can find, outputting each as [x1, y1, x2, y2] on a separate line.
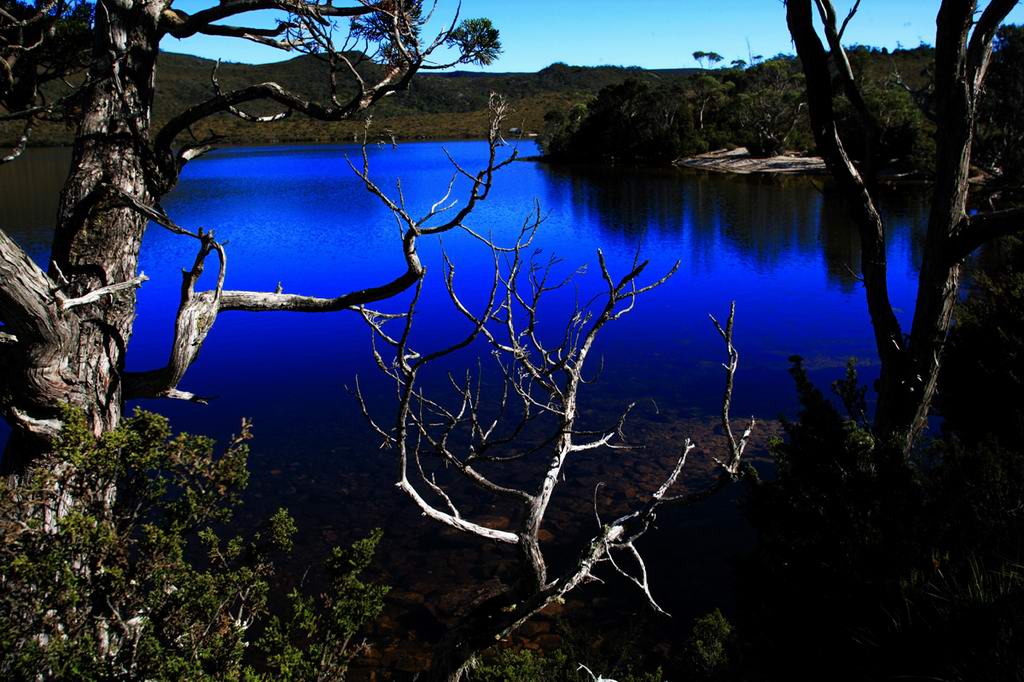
[785, 0, 1022, 452]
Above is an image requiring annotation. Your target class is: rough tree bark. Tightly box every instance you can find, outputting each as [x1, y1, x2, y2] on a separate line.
[0, 0, 502, 470]
[785, 0, 1024, 452]
[47, 0, 165, 440]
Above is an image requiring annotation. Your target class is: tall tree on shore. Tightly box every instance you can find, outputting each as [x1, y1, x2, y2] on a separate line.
[0, 0, 500, 469]
[785, 0, 1024, 451]
[736, 57, 805, 156]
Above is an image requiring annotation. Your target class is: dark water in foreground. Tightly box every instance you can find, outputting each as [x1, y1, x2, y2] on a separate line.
[0, 141, 928, 671]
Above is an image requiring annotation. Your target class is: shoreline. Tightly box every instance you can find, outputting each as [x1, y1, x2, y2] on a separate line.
[677, 147, 828, 175]
[6, 134, 497, 150]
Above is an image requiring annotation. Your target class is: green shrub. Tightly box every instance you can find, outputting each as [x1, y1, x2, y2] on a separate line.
[259, 529, 390, 681]
[0, 408, 386, 681]
[683, 609, 734, 679]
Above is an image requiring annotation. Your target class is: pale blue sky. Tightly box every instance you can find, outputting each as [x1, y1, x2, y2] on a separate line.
[161, 1, 1024, 70]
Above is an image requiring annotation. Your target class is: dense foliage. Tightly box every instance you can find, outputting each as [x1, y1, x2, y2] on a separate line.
[539, 45, 941, 167]
[0, 0, 92, 114]
[468, 648, 663, 682]
[977, 25, 1024, 201]
[538, 61, 809, 164]
[939, 240, 1024, 447]
[540, 79, 700, 164]
[462, 607, 741, 681]
[0, 409, 387, 681]
[733, 58, 809, 157]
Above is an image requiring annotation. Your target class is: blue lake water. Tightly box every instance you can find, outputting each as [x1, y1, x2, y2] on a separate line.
[0, 140, 925, 445]
[0, 140, 928, 662]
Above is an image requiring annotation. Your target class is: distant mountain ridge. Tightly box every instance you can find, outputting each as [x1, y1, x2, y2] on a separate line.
[154, 51, 701, 119]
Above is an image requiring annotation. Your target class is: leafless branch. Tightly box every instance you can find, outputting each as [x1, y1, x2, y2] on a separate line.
[836, 0, 861, 40]
[211, 61, 293, 123]
[889, 60, 937, 123]
[355, 219, 756, 676]
[159, 0, 377, 41]
[708, 301, 754, 475]
[126, 102, 514, 402]
[58, 274, 149, 312]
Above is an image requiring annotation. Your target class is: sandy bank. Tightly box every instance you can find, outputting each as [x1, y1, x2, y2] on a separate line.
[679, 147, 827, 175]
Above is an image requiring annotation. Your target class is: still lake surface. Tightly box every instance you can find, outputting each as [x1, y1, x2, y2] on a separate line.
[0, 140, 928, 664]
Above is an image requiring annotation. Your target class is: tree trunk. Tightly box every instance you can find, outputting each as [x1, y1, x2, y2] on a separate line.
[895, 59, 977, 446]
[783, 0, 1012, 452]
[2, 0, 162, 469]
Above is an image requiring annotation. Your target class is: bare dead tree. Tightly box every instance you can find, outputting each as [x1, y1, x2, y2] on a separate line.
[354, 220, 753, 679]
[0, 1, 503, 468]
[786, 0, 1024, 452]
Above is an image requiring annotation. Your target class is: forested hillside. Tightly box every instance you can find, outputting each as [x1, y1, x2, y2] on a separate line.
[2, 45, 935, 147]
[1, 51, 698, 145]
[539, 45, 937, 167]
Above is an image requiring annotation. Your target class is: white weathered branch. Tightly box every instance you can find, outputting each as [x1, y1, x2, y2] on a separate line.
[125, 110, 514, 403]
[58, 274, 149, 311]
[606, 541, 668, 616]
[358, 228, 715, 671]
[577, 664, 619, 682]
[395, 477, 519, 544]
[708, 301, 754, 475]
